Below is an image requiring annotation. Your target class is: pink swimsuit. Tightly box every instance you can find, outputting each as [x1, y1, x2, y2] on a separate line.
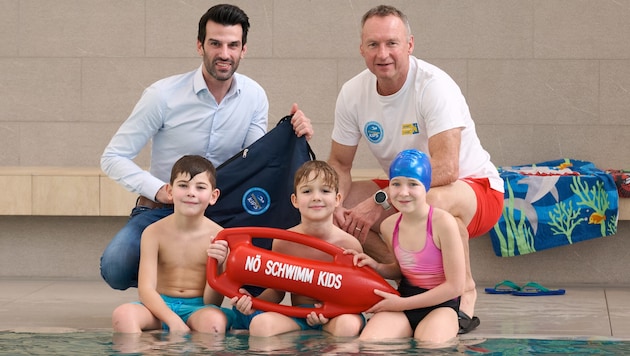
[392, 206, 446, 289]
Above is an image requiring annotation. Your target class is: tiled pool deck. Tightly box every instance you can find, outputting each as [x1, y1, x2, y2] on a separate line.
[2, 278, 630, 340]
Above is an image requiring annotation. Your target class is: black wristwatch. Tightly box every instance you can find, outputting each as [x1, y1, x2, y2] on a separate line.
[374, 190, 391, 210]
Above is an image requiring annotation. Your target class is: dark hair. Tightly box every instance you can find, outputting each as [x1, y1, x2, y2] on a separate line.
[293, 160, 339, 193]
[198, 4, 250, 45]
[170, 155, 217, 188]
[361, 5, 412, 37]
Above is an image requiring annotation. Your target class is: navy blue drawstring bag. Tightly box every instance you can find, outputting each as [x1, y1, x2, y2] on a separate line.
[204, 115, 314, 296]
[205, 115, 315, 249]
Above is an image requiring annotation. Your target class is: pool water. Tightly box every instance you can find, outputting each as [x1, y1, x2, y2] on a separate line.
[2, 331, 630, 355]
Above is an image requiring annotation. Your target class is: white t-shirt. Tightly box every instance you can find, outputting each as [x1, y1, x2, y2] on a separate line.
[332, 56, 503, 192]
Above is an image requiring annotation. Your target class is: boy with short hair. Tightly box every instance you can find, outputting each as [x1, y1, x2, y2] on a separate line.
[209, 160, 365, 337]
[112, 155, 233, 333]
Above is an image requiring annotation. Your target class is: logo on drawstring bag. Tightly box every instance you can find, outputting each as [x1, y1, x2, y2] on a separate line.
[242, 187, 271, 215]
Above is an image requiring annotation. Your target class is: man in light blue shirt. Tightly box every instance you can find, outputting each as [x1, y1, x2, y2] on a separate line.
[100, 4, 313, 291]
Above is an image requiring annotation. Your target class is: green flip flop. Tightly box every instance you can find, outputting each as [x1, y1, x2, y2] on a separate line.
[484, 280, 521, 294]
[511, 282, 565, 296]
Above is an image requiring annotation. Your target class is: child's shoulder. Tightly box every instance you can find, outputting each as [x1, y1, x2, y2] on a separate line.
[430, 206, 457, 223]
[330, 225, 362, 251]
[143, 215, 170, 235]
[429, 206, 459, 237]
[381, 212, 402, 229]
[204, 217, 223, 230]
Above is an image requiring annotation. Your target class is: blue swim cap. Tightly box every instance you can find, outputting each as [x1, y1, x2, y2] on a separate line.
[389, 149, 432, 191]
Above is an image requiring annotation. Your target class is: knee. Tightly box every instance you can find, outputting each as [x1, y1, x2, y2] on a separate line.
[248, 314, 277, 337]
[112, 304, 139, 333]
[426, 189, 449, 209]
[466, 278, 476, 291]
[249, 312, 290, 337]
[191, 309, 227, 334]
[103, 278, 134, 291]
[100, 246, 139, 290]
[100, 259, 135, 290]
[327, 314, 363, 337]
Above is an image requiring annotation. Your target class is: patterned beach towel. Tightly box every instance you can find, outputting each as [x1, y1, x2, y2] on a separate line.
[489, 159, 619, 257]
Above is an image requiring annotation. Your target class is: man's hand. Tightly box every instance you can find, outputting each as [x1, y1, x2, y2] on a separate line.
[338, 197, 382, 243]
[290, 103, 314, 140]
[154, 184, 172, 204]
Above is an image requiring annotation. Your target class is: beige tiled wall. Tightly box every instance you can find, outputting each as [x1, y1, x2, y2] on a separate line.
[0, 167, 137, 216]
[1, 0, 628, 171]
[1, 1, 628, 282]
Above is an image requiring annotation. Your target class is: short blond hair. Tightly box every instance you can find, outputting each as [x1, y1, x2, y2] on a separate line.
[361, 5, 412, 39]
[293, 160, 339, 193]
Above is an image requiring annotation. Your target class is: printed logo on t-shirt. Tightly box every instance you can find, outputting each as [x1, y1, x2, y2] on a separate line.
[364, 121, 384, 143]
[401, 123, 419, 135]
[242, 187, 271, 215]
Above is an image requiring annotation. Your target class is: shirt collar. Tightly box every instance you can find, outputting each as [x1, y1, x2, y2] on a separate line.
[193, 65, 241, 97]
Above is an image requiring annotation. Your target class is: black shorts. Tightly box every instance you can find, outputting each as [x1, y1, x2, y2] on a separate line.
[398, 278, 460, 330]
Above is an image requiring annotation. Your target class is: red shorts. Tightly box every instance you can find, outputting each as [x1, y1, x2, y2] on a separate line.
[373, 178, 503, 238]
[463, 178, 503, 238]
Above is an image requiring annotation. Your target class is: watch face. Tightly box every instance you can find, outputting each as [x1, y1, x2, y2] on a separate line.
[375, 191, 386, 203]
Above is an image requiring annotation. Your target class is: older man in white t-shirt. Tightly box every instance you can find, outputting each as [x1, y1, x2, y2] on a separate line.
[328, 5, 503, 334]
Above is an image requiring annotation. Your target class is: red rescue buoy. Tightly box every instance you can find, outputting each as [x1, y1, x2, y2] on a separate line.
[207, 227, 399, 318]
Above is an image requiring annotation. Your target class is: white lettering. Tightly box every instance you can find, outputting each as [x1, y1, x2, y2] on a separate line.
[244, 254, 261, 272]
[264, 259, 314, 283]
[317, 271, 343, 289]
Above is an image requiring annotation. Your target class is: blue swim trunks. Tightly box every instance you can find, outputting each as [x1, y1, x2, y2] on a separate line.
[134, 295, 236, 331]
[231, 305, 366, 331]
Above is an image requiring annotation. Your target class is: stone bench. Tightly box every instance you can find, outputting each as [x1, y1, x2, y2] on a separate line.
[1, 167, 627, 220]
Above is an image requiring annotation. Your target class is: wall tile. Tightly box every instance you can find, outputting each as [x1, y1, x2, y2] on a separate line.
[240, 59, 338, 125]
[600, 60, 630, 125]
[272, 0, 364, 58]
[19, 122, 127, 167]
[480, 124, 629, 169]
[0, 175, 31, 215]
[145, 0, 274, 58]
[478, 124, 567, 166]
[0, 0, 624, 183]
[468, 59, 599, 126]
[81, 58, 200, 123]
[336, 59, 367, 92]
[0, 0, 18, 56]
[411, 0, 534, 59]
[32, 175, 99, 215]
[534, 0, 630, 59]
[100, 176, 137, 216]
[0, 58, 81, 122]
[19, 0, 145, 57]
[0, 123, 20, 165]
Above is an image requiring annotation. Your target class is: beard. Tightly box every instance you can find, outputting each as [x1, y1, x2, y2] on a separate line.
[204, 56, 240, 82]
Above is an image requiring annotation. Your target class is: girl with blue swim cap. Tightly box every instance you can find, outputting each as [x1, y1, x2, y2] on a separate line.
[346, 148, 466, 344]
[388, 149, 432, 192]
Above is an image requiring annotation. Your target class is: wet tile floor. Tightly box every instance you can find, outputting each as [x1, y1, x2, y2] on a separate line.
[2, 278, 629, 340]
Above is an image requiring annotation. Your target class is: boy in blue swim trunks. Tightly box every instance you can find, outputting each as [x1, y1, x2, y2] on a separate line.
[208, 160, 366, 336]
[112, 155, 236, 333]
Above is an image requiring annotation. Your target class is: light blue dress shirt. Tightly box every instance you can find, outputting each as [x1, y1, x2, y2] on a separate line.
[101, 65, 268, 200]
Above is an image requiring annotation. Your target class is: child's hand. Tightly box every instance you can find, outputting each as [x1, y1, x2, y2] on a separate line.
[166, 319, 191, 333]
[231, 288, 255, 315]
[344, 249, 377, 269]
[305, 310, 329, 327]
[365, 289, 403, 313]
[207, 239, 229, 265]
